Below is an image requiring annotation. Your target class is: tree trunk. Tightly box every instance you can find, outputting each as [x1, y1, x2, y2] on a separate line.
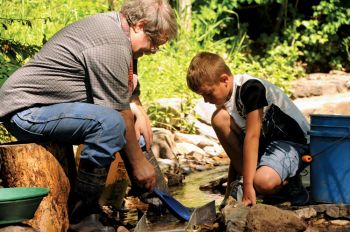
[178, 0, 192, 31]
[0, 142, 76, 232]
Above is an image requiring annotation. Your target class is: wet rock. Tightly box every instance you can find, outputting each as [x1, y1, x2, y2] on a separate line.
[313, 218, 326, 225]
[246, 204, 307, 232]
[176, 142, 206, 157]
[291, 72, 350, 99]
[203, 144, 224, 157]
[211, 155, 230, 166]
[222, 200, 249, 232]
[157, 158, 179, 174]
[194, 164, 211, 171]
[165, 172, 184, 186]
[175, 132, 218, 147]
[199, 175, 227, 193]
[311, 204, 350, 219]
[325, 205, 350, 219]
[193, 99, 216, 125]
[311, 204, 328, 213]
[152, 128, 178, 160]
[294, 207, 317, 219]
[180, 165, 192, 175]
[330, 220, 350, 226]
[188, 115, 218, 140]
[0, 226, 36, 232]
[116, 225, 129, 232]
[190, 152, 205, 162]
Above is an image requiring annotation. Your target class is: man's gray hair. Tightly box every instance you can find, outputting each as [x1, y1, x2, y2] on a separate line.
[121, 0, 177, 42]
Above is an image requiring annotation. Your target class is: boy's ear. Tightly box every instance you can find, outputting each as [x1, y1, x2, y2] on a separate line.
[219, 74, 230, 83]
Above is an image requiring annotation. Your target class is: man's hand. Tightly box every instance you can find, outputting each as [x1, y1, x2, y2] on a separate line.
[131, 156, 156, 191]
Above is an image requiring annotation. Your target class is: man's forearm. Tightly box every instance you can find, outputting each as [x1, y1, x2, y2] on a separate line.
[120, 109, 144, 164]
[119, 108, 156, 191]
[130, 95, 147, 118]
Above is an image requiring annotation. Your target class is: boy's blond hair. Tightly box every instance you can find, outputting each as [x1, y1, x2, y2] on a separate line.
[186, 52, 232, 92]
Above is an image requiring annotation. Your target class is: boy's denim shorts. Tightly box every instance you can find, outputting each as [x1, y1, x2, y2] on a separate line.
[258, 140, 309, 181]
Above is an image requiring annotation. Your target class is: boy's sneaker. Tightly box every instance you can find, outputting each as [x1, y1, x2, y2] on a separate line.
[219, 177, 243, 209]
[284, 174, 309, 206]
[229, 177, 243, 202]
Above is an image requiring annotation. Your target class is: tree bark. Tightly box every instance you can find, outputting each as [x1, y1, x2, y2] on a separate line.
[178, 0, 192, 31]
[0, 142, 76, 232]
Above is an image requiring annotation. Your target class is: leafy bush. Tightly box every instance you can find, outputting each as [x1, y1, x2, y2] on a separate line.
[281, 0, 350, 72]
[138, 12, 239, 133]
[0, 0, 109, 86]
[138, 3, 304, 132]
[1, 0, 347, 133]
[0, 124, 16, 144]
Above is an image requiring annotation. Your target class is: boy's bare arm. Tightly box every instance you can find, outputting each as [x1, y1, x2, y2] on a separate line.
[242, 108, 263, 205]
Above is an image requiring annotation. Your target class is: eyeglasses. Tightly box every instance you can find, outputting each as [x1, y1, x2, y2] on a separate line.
[145, 31, 159, 52]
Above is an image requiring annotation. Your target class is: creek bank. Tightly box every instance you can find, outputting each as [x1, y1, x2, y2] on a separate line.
[221, 198, 350, 232]
[139, 71, 350, 231]
[1, 71, 350, 231]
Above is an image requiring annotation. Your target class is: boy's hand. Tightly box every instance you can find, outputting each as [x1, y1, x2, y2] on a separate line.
[242, 184, 256, 206]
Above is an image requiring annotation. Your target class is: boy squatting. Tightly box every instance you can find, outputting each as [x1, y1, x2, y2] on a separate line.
[186, 52, 309, 206]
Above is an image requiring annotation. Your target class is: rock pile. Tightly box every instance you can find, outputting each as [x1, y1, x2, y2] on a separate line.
[221, 198, 350, 232]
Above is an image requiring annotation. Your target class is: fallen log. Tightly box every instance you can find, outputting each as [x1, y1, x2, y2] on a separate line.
[0, 142, 76, 232]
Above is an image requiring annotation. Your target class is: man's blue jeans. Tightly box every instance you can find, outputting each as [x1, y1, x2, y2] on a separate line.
[3, 102, 126, 168]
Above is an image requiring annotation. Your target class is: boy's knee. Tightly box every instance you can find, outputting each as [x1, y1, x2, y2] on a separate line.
[211, 108, 230, 128]
[254, 171, 281, 194]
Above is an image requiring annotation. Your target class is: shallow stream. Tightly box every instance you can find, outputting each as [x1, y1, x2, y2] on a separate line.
[119, 165, 228, 230]
[170, 165, 228, 208]
[120, 165, 311, 231]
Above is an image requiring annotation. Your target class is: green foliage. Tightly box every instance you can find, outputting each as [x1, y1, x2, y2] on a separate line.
[0, 0, 109, 86]
[281, 0, 350, 71]
[0, 0, 108, 46]
[138, 3, 304, 132]
[0, 124, 16, 144]
[191, 0, 350, 72]
[0, 55, 19, 86]
[0, 0, 347, 133]
[138, 11, 240, 133]
[147, 99, 197, 133]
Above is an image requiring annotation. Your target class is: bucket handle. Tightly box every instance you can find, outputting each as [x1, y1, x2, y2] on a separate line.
[310, 132, 350, 161]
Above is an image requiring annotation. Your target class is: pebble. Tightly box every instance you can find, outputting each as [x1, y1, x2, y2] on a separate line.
[294, 207, 317, 219]
[313, 218, 326, 225]
[330, 220, 350, 226]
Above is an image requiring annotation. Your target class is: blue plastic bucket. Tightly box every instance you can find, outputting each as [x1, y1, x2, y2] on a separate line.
[309, 114, 350, 204]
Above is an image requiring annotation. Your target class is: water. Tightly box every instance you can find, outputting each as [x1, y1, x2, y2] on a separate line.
[121, 165, 311, 230]
[146, 213, 188, 231]
[118, 165, 228, 231]
[139, 166, 228, 231]
[170, 165, 228, 208]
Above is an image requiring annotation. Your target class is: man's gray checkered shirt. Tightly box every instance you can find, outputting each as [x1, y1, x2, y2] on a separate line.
[0, 12, 134, 119]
